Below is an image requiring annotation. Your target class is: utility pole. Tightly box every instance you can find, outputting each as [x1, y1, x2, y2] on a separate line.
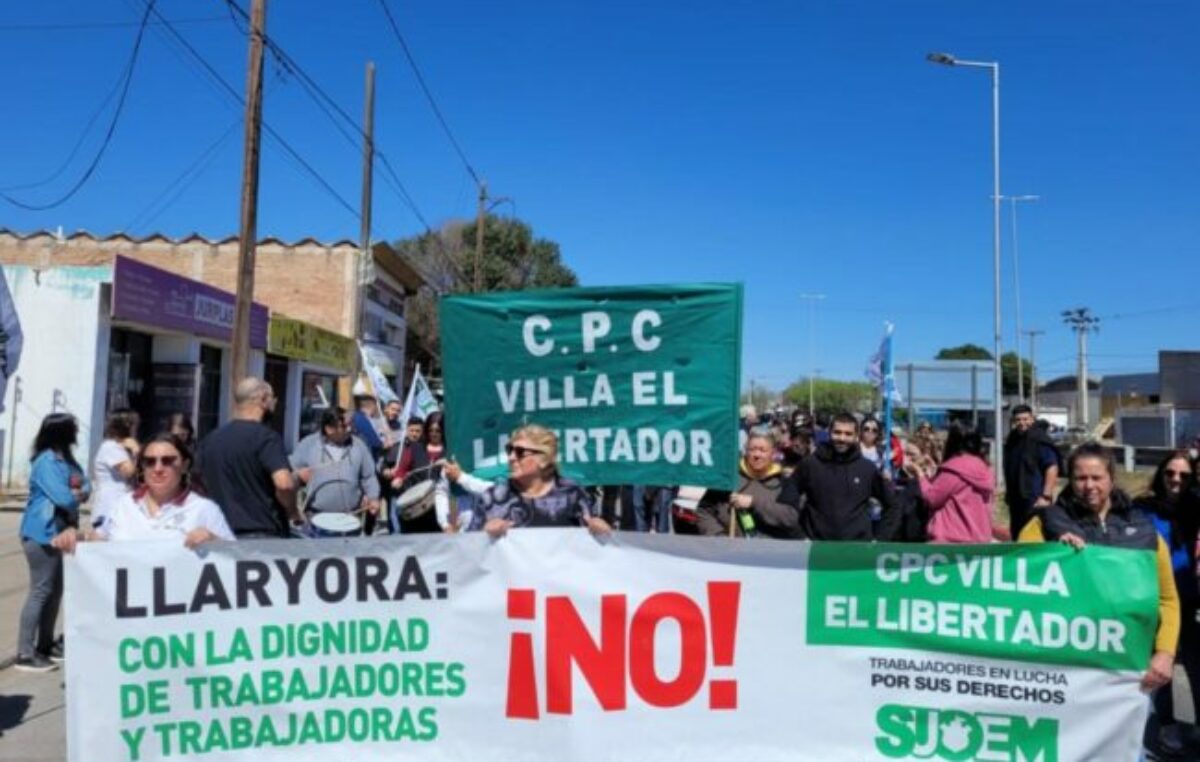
[799, 293, 826, 419]
[1062, 308, 1099, 429]
[473, 181, 487, 292]
[1004, 194, 1039, 403]
[353, 61, 376, 374]
[230, 0, 267, 390]
[1023, 329, 1044, 413]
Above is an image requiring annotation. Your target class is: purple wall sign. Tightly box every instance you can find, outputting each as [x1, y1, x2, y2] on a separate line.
[111, 256, 269, 348]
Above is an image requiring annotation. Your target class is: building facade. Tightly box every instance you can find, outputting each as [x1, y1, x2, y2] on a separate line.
[0, 229, 426, 488]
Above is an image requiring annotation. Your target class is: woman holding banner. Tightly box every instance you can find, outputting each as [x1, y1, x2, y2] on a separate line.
[696, 431, 800, 538]
[1135, 451, 1200, 757]
[480, 425, 610, 537]
[53, 434, 233, 550]
[1018, 443, 1179, 694]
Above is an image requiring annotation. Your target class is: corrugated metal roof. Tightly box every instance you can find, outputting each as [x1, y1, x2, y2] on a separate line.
[0, 227, 358, 248]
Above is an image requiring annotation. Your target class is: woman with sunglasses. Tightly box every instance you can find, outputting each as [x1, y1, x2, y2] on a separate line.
[480, 425, 610, 538]
[1135, 451, 1200, 757]
[859, 416, 905, 474]
[53, 434, 232, 550]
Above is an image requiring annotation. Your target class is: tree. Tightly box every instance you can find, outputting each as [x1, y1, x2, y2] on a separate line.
[781, 378, 876, 417]
[936, 344, 992, 361]
[935, 344, 1031, 396]
[394, 215, 579, 362]
[1000, 352, 1033, 397]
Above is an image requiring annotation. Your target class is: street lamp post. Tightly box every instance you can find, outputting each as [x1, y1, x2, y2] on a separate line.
[927, 51, 1003, 489]
[1002, 194, 1039, 403]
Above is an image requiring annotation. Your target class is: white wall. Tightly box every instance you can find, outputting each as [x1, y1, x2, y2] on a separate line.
[1, 265, 108, 489]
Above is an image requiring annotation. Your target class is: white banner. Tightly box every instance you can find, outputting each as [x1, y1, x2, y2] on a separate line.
[65, 532, 1152, 761]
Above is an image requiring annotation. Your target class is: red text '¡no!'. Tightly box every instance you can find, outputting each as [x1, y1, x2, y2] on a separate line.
[505, 581, 741, 719]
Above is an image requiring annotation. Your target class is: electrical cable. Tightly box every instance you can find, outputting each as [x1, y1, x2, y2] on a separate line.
[140, 1, 359, 219]
[0, 0, 158, 211]
[0, 16, 224, 32]
[123, 118, 242, 233]
[219, 0, 463, 278]
[374, 0, 483, 187]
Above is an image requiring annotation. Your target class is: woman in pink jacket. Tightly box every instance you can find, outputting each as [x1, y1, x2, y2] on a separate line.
[906, 424, 995, 543]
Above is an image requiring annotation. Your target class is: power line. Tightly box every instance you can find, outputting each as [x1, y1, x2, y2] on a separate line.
[0, 16, 224, 32]
[123, 118, 243, 233]
[0, 0, 158, 211]
[374, 0, 483, 187]
[221, 0, 438, 233]
[139, 1, 358, 219]
[0, 73, 124, 192]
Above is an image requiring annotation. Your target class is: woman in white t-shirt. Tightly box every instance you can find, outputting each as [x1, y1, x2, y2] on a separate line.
[90, 409, 140, 529]
[55, 433, 232, 550]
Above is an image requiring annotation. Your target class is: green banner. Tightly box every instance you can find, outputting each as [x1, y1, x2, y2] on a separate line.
[439, 284, 742, 489]
[806, 542, 1160, 671]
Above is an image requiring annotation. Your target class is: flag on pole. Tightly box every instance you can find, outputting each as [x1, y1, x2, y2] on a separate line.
[0, 267, 23, 414]
[406, 367, 440, 421]
[358, 343, 399, 404]
[865, 323, 903, 405]
[866, 323, 902, 477]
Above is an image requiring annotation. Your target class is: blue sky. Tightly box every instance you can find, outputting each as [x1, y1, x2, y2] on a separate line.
[2, 1, 1197, 390]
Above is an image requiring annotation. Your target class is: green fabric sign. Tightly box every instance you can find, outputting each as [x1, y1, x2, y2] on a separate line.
[439, 284, 743, 489]
[806, 542, 1160, 672]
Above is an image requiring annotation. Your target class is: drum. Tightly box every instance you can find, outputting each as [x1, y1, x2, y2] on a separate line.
[396, 479, 436, 521]
[310, 512, 363, 538]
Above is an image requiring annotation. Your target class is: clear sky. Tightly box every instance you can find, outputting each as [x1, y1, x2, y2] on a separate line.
[2, 1, 1197, 391]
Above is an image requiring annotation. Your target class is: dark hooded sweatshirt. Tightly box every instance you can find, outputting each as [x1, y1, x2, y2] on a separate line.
[778, 442, 899, 541]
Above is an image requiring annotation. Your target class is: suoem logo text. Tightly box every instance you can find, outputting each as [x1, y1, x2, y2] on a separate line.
[875, 703, 1058, 762]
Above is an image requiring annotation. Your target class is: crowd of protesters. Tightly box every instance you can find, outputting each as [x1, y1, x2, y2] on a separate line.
[13, 376, 1200, 756]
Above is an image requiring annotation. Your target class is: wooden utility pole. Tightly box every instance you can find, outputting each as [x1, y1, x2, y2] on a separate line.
[473, 181, 487, 292]
[230, 0, 267, 390]
[353, 62, 376, 368]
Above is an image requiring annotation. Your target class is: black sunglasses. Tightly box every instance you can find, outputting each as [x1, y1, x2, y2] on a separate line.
[143, 455, 180, 468]
[505, 444, 545, 460]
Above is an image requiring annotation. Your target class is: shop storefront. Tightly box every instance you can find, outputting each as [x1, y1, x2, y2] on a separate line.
[266, 314, 356, 448]
[108, 256, 268, 439]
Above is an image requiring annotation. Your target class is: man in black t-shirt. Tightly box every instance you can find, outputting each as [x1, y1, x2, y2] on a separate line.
[198, 378, 299, 538]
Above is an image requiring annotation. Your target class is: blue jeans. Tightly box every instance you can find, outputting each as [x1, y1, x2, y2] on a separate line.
[627, 486, 674, 533]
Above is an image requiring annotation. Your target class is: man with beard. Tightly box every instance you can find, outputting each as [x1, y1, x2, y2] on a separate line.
[197, 378, 299, 538]
[778, 412, 898, 540]
[1002, 404, 1060, 539]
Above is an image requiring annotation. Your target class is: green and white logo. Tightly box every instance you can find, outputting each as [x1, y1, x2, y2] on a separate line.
[875, 704, 1058, 762]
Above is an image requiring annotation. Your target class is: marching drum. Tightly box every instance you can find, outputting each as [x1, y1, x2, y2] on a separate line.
[309, 512, 363, 538]
[396, 479, 436, 521]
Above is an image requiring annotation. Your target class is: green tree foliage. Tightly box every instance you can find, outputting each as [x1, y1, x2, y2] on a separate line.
[394, 215, 579, 361]
[1000, 352, 1033, 397]
[935, 345, 1032, 396]
[936, 343, 992, 361]
[782, 378, 876, 417]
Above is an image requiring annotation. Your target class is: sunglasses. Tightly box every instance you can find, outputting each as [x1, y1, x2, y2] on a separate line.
[1165, 469, 1192, 478]
[505, 444, 545, 460]
[143, 455, 180, 468]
